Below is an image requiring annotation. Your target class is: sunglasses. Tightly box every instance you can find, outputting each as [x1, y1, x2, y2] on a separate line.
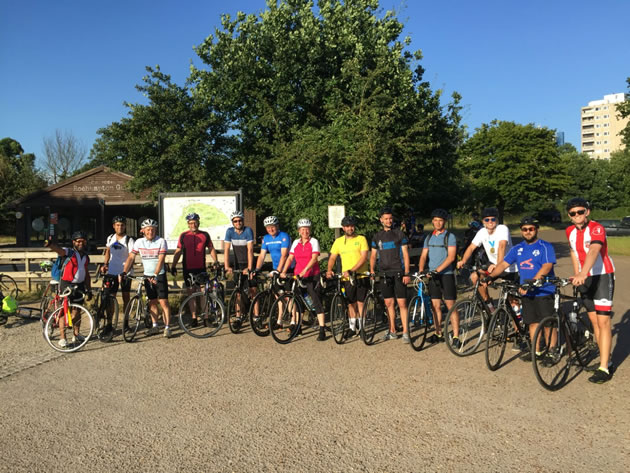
[232, 219, 244, 223]
[521, 226, 537, 232]
[483, 217, 497, 222]
[568, 209, 586, 217]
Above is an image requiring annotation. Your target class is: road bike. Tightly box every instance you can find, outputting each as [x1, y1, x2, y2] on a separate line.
[360, 273, 391, 346]
[328, 272, 368, 344]
[531, 277, 596, 391]
[43, 286, 94, 353]
[121, 276, 153, 342]
[178, 266, 226, 338]
[268, 275, 319, 344]
[227, 270, 252, 334]
[247, 271, 284, 337]
[407, 272, 433, 352]
[90, 273, 119, 342]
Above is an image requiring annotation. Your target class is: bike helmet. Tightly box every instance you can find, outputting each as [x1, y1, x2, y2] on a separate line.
[379, 206, 393, 217]
[468, 220, 482, 231]
[519, 216, 540, 228]
[431, 208, 449, 220]
[186, 212, 200, 221]
[341, 216, 357, 226]
[141, 218, 158, 229]
[297, 218, 311, 228]
[71, 230, 87, 241]
[566, 197, 590, 211]
[112, 216, 126, 224]
[263, 215, 279, 226]
[230, 210, 244, 221]
[481, 207, 499, 218]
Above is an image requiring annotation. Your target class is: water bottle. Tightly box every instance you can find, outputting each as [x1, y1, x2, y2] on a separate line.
[511, 301, 522, 320]
[568, 309, 578, 332]
[303, 291, 314, 311]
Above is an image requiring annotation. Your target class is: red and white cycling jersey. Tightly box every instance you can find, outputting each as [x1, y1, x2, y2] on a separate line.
[565, 220, 615, 276]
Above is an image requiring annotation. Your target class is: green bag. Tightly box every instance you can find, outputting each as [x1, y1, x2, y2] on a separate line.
[2, 296, 18, 314]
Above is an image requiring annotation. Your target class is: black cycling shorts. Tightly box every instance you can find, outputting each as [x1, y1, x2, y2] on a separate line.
[183, 268, 205, 288]
[428, 273, 457, 301]
[379, 274, 407, 300]
[59, 281, 87, 303]
[144, 274, 169, 300]
[107, 275, 131, 294]
[521, 294, 554, 325]
[343, 278, 369, 304]
[578, 274, 615, 316]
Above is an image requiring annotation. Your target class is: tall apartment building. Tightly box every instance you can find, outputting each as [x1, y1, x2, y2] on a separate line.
[580, 93, 628, 159]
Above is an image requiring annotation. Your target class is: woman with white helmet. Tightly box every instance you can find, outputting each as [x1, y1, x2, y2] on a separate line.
[280, 218, 327, 341]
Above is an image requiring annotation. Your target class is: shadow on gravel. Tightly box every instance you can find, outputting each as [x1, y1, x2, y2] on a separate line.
[612, 309, 630, 368]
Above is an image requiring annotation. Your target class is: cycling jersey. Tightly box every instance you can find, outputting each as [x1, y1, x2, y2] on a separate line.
[371, 229, 408, 274]
[566, 221, 615, 276]
[504, 239, 556, 297]
[177, 230, 213, 271]
[106, 234, 134, 276]
[471, 225, 516, 272]
[60, 248, 89, 284]
[330, 235, 369, 273]
[132, 237, 167, 276]
[261, 232, 291, 270]
[424, 230, 456, 274]
[290, 238, 320, 277]
[224, 226, 254, 269]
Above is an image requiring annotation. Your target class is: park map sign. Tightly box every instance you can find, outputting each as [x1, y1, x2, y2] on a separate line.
[159, 191, 241, 250]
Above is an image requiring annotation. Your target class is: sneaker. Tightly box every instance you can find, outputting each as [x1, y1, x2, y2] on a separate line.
[511, 339, 522, 352]
[344, 329, 357, 340]
[317, 327, 327, 341]
[164, 327, 172, 338]
[58, 338, 68, 348]
[382, 331, 398, 341]
[402, 333, 411, 344]
[232, 318, 243, 330]
[452, 337, 462, 349]
[191, 318, 198, 328]
[588, 368, 612, 384]
[428, 333, 444, 344]
[147, 326, 160, 336]
[72, 334, 85, 343]
[101, 325, 113, 338]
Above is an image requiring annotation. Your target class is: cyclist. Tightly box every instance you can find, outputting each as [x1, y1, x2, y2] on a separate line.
[102, 216, 134, 334]
[370, 207, 411, 342]
[565, 197, 615, 383]
[171, 213, 218, 327]
[120, 219, 172, 338]
[326, 215, 369, 339]
[44, 230, 92, 348]
[419, 208, 457, 344]
[487, 217, 556, 360]
[280, 218, 327, 341]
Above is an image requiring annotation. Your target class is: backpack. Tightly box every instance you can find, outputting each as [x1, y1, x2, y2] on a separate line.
[425, 230, 457, 269]
[107, 234, 131, 248]
[51, 249, 86, 282]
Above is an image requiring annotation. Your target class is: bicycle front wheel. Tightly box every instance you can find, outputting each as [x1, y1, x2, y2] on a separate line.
[408, 296, 429, 352]
[360, 293, 377, 346]
[445, 299, 485, 357]
[269, 293, 302, 344]
[44, 304, 94, 353]
[248, 290, 272, 337]
[95, 294, 119, 342]
[330, 293, 348, 344]
[0, 274, 19, 298]
[40, 293, 58, 330]
[179, 292, 225, 338]
[227, 290, 247, 334]
[485, 308, 509, 371]
[532, 315, 576, 391]
[122, 295, 142, 343]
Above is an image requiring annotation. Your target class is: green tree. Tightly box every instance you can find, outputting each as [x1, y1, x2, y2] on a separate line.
[459, 121, 570, 217]
[615, 77, 630, 147]
[90, 66, 234, 198]
[190, 0, 463, 244]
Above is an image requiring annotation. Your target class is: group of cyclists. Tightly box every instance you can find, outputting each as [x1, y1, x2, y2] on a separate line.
[44, 196, 616, 384]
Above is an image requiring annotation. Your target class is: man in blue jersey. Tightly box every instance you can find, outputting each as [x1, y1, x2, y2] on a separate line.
[488, 217, 556, 360]
[255, 216, 291, 273]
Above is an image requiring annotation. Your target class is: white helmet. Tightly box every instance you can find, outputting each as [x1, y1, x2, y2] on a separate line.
[297, 218, 311, 228]
[141, 218, 158, 228]
[230, 210, 244, 221]
[264, 215, 279, 226]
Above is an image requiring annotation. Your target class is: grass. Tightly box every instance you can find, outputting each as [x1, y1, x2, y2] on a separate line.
[607, 236, 630, 257]
[0, 235, 15, 245]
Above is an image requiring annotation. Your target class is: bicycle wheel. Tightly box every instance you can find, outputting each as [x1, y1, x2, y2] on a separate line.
[532, 315, 574, 391]
[360, 293, 377, 346]
[44, 304, 94, 353]
[179, 291, 225, 338]
[444, 298, 485, 357]
[248, 290, 272, 337]
[269, 293, 302, 344]
[0, 274, 19, 298]
[572, 311, 596, 367]
[408, 296, 429, 352]
[485, 308, 509, 371]
[122, 295, 142, 342]
[95, 293, 119, 342]
[227, 289, 247, 334]
[40, 294, 57, 329]
[330, 293, 348, 345]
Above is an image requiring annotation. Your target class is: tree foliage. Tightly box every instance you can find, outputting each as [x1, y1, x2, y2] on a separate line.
[42, 129, 88, 183]
[90, 66, 234, 198]
[190, 0, 463, 244]
[615, 77, 630, 148]
[459, 121, 570, 216]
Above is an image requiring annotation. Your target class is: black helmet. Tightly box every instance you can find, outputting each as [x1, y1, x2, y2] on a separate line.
[566, 197, 590, 211]
[71, 230, 87, 241]
[112, 216, 126, 224]
[379, 207, 393, 217]
[519, 216, 540, 228]
[431, 208, 449, 220]
[341, 216, 357, 226]
[481, 207, 499, 218]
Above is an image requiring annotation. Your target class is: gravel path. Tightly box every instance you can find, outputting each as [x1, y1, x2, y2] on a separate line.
[1, 229, 629, 472]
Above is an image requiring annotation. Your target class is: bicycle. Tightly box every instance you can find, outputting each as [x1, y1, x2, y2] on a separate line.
[407, 272, 434, 352]
[247, 271, 284, 338]
[443, 263, 493, 357]
[43, 286, 94, 353]
[178, 266, 226, 338]
[90, 273, 119, 342]
[121, 276, 154, 343]
[226, 270, 252, 334]
[531, 277, 596, 391]
[268, 275, 319, 344]
[328, 272, 368, 344]
[360, 273, 391, 346]
[0, 273, 19, 299]
[484, 280, 530, 371]
[39, 261, 62, 329]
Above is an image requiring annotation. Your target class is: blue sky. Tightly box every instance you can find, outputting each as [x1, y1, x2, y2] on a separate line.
[1, 0, 628, 166]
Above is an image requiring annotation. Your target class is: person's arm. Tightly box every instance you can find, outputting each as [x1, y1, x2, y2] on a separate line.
[569, 250, 580, 276]
[487, 260, 510, 279]
[152, 253, 166, 282]
[247, 240, 254, 272]
[369, 248, 377, 274]
[281, 254, 294, 276]
[44, 240, 66, 257]
[102, 247, 111, 274]
[171, 247, 182, 274]
[326, 253, 338, 278]
[533, 262, 554, 280]
[276, 248, 289, 273]
[121, 252, 136, 275]
[457, 242, 477, 269]
[436, 245, 456, 273]
[223, 241, 232, 272]
[350, 250, 368, 273]
[418, 248, 428, 272]
[401, 244, 410, 285]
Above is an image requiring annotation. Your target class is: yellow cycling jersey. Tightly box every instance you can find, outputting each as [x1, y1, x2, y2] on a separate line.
[330, 235, 369, 274]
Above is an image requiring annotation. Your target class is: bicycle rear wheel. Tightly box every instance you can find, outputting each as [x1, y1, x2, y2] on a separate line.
[40, 293, 58, 329]
[95, 294, 119, 342]
[227, 289, 247, 334]
[444, 298, 485, 356]
[0, 274, 19, 298]
[248, 290, 272, 337]
[408, 296, 428, 352]
[360, 293, 377, 346]
[485, 308, 509, 371]
[330, 293, 348, 345]
[532, 315, 574, 391]
[122, 295, 142, 343]
[269, 293, 301, 344]
[44, 304, 94, 353]
[179, 291, 225, 338]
